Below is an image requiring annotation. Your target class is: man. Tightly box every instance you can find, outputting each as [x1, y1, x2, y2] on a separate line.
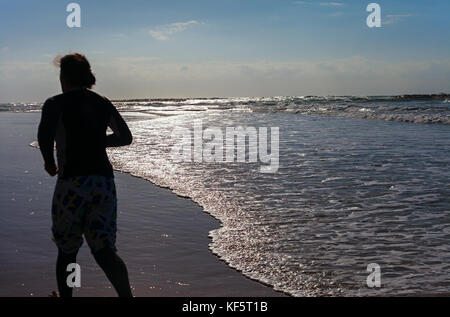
[38, 53, 133, 297]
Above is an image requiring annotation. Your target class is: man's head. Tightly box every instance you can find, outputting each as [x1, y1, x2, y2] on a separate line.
[55, 53, 96, 92]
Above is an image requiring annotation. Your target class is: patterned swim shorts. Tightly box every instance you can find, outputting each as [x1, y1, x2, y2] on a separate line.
[51, 175, 117, 254]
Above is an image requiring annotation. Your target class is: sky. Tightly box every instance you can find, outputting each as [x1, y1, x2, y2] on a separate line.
[0, 0, 449, 102]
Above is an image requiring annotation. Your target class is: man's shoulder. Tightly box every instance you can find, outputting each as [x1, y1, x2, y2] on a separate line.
[44, 90, 112, 106]
[86, 89, 112, 104]
[42, 93, 66, 110]
[44, 93, 65, 104]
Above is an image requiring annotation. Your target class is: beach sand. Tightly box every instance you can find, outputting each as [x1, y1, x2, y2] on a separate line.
[0, 112, 284, 297]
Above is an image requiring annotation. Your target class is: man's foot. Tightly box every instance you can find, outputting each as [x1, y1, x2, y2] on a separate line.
[48, 291, 59, 297]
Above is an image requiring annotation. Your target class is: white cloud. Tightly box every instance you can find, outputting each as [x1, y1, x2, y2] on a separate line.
[148, 20, 202, 40]
[383, 14, 416, 25]
[319, 2, 344, 6]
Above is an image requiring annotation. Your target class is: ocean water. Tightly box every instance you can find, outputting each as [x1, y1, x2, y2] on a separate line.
[13, 96, 450, 296]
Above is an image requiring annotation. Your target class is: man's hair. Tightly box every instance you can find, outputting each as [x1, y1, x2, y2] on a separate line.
[56, 53, 96, 88]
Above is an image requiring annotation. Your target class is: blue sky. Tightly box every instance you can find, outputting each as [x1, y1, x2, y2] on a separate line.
[0, 0, 449, 101]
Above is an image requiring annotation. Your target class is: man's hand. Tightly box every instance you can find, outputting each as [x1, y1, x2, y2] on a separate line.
[45, 164, 58, 176]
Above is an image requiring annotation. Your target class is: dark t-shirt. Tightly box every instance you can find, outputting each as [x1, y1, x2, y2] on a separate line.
[38, 89, 132, 179]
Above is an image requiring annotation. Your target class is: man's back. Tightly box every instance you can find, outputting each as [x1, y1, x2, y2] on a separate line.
[38, 88, 131, 178]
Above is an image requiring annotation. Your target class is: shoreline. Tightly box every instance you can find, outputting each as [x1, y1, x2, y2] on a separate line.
[0, 112, 284, 297]
[112, 170, 286, 297]
[118, 170, 289, 297]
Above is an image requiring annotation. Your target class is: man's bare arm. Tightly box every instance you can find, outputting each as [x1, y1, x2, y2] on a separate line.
[106, 106, 133, 147]
[37, 99, 60, 176]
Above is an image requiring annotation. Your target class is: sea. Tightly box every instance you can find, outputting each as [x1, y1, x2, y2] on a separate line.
[3, 95, 450, 296]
